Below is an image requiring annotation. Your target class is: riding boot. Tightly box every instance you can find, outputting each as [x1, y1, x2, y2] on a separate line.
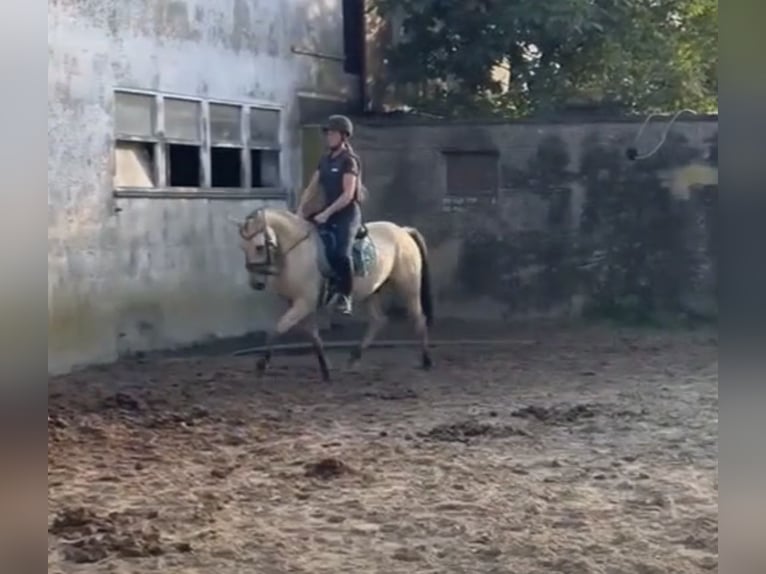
[335, 255, 354, 315]
[334, 293, 353, 315]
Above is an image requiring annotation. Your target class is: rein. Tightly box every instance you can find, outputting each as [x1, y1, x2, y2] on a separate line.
[241, 224, 313, 276]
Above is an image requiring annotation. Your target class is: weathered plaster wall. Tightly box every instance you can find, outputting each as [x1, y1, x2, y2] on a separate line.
[351, 117, 718, 323]
[48, 0, 358, 374]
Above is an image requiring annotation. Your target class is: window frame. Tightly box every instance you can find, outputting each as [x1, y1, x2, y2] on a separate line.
[112, 88, 284, 200]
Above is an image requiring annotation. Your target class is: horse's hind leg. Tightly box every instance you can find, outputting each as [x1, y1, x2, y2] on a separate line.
[348, 293, 387, 366]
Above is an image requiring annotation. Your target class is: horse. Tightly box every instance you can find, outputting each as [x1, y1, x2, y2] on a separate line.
[231, 207, 434, 381]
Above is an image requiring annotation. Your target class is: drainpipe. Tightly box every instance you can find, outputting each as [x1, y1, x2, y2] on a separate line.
[358, 4, 368, 114]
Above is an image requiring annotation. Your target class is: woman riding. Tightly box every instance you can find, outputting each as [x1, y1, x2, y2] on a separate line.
[297, 114, 363, 316]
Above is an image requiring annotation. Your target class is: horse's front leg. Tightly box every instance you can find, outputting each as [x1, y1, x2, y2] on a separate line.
[302, 315, 331, 382]
[256, 301, 312, 376]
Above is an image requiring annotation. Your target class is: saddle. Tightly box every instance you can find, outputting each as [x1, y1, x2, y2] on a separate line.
[314, 225, 376, 278]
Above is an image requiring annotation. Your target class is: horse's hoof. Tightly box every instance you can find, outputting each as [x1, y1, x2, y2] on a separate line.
[347, 347, 362, 368]
[421, 354, 433, 370]
[256, 358, 269, 375]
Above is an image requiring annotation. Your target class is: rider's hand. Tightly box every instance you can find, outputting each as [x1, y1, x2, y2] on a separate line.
[313, 211, 330, 224]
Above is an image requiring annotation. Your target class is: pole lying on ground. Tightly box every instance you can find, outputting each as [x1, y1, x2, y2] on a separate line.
[232, 338, 536, 357]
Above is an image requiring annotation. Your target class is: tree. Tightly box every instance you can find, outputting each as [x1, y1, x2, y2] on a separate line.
[375, 0, 718, 117]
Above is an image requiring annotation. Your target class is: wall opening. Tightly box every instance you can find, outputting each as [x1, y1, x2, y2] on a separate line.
[444, 150, 500, 197]
[167, 144, 201, 187]
[211, 148, 242, 187]
[251, 150, 280, 188]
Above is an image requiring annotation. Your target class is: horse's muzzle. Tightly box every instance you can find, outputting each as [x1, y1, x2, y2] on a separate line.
[249, 276, 267, 290]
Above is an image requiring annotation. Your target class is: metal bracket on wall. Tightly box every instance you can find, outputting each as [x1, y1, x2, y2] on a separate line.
[290, 45, 344, 63]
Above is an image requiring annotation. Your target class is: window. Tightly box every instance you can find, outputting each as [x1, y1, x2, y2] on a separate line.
[113, 92, 158, 188]
[165, 97, 202, 187]
[209, 103, 243, 188]
[112, 89, 282, 196]
[250, 108, 281, 187]
[444, 150, 500, 197]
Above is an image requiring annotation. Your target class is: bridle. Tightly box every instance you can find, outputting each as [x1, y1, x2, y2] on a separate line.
[240, 214, 312, 277]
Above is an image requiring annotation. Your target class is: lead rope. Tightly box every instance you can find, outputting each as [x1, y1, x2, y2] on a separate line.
[626, 109, 698, 161]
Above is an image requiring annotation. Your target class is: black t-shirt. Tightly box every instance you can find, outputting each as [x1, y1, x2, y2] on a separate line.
[317, 149, 360, 222]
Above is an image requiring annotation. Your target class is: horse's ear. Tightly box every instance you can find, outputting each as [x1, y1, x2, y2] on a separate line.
[255, 207, 267, 225]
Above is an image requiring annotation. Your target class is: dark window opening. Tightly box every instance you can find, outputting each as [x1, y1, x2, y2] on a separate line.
[251, 149, 280, 188]
[129, 141, 155, 164]
[211, 147, 242, 188]
[342, 0, 364, 75]
[167, 144, 201, 187]
[444, 151, 500, 197]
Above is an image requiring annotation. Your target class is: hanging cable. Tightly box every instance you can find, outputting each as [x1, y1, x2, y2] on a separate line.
[625, 109, 698, 161]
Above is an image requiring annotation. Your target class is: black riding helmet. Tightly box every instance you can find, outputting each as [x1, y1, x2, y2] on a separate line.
[322, 114, 353, 138]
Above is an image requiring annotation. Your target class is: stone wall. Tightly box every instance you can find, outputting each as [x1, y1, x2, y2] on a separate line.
[349, 116, 718, 323]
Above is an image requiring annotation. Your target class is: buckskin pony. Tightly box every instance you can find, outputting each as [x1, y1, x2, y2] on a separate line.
[232, 207, 433, 381]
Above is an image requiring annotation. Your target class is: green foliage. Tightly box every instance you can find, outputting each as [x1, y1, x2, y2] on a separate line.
[376, 0, 718, 117]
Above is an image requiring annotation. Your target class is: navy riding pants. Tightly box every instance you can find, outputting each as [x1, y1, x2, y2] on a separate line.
[319, 205, 361, 296]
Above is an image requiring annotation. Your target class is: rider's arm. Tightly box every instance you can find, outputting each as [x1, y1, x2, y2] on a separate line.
[297, 170, 320, 217]
[320, 157, 358, 218]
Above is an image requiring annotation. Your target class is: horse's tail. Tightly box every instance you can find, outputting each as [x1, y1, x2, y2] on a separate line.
[404, 227, 434, 328]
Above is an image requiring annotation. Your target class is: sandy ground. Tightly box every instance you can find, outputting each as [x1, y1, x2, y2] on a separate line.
[48, 324, 718, 574]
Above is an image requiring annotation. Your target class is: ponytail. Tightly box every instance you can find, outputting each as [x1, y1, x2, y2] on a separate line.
[343, 141, 367, 204]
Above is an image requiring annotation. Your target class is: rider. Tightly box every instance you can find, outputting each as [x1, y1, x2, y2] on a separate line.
[297, 114, 362, 316]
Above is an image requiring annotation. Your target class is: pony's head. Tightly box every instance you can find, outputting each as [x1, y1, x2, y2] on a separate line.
[230, 209, 278, 290]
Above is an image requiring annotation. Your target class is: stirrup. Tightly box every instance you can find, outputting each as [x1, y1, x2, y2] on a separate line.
[334, 295, 353, 315]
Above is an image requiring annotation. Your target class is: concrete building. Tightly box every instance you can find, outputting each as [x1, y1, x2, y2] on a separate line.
[48, 0, 365, 374]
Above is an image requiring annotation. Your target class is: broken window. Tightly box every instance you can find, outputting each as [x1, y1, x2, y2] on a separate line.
[249, 107, 281, 188]
[251, 149, 281, 187]
[164, 98, 202, 187]
[444, 151, 500, 197]
[112, 90, 282, 195]
[210, 104, 243, 188]
[113, 92, 158, 188]
[114, 141, 155, 188]
[167, 144, 201, 187]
